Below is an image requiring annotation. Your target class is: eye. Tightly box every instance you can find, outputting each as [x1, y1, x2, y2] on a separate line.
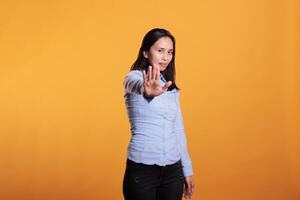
[158, 49, 163, 53]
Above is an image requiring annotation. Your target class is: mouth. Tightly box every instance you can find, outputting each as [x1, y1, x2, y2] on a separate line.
[159, 63, 168, 68]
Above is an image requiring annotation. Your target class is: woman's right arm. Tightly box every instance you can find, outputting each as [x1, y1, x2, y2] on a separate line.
[123, 70, 145, 95]
[124, 65, 171, 96]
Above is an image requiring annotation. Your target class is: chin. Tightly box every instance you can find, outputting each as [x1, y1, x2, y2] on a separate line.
[160, 67, 167, 72]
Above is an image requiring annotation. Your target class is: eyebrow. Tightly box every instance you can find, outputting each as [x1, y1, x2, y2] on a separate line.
[158, 47, 174, 51]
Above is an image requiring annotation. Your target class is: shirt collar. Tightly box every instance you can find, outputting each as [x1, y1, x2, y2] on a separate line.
[160, 74, 166, 82]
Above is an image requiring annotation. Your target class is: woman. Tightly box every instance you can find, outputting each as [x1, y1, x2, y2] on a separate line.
[123, 28, 195, 200]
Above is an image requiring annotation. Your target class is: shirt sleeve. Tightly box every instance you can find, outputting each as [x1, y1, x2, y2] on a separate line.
[123, 70, 145, 95]
[175, 92, 193, 177]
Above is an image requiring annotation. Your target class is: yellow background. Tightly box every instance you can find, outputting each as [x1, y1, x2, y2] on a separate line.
[0, 0, 299, 199]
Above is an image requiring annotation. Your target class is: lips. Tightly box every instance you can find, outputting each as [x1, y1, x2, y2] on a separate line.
[159, 63, 168, 67]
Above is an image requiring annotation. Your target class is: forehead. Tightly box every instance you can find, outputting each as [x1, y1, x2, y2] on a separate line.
[151, 37, 173, 49]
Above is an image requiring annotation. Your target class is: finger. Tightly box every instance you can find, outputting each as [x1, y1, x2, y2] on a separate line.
[183, 185, 188, 199]
[152, 64, 157, 80]
[189, 182, 194, 194]
[183, 182, 191, 199]
[191, 183, 195, 194]
[183, 191, 188, 199]
[189, 182, 195, 198]
[184, 185, 190, 199]
[155, 64, 160, 80]
[162, 81, 172, 91]
[148, 66, 152, 80]
[143, 70, 147, 82]
[186, 193, 191, 199]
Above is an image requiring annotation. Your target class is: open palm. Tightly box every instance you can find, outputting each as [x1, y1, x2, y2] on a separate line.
[142, 64, 172, 97]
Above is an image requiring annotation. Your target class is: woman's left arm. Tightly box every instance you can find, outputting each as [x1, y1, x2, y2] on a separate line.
[175, 92, 193, 176]
[175, 92, 195, 199]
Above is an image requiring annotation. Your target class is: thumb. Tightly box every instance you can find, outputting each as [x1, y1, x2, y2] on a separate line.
[162, 81, 172, 91]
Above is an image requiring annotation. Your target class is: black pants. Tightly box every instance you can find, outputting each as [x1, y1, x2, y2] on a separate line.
[123, 159, 185, 200]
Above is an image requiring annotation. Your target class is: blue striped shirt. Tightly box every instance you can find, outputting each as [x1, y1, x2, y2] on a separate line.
[123, 70, 193, 177]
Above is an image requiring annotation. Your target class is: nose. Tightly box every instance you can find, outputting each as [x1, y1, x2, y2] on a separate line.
[162, 52, 168, 61]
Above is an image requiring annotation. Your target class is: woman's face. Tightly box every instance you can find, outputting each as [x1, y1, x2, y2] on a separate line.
[143, 36, 174, 71]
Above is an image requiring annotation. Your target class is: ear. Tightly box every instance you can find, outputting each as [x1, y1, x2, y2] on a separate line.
[143, 51, 148, 58]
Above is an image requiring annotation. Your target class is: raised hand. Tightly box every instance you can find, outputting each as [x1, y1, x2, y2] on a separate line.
[142, 64, 172, 97]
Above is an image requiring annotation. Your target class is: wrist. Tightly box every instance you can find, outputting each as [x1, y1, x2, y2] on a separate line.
[143, 92, 154, 101]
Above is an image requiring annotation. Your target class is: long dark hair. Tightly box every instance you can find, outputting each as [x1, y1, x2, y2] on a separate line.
[130, 28, 179, 91]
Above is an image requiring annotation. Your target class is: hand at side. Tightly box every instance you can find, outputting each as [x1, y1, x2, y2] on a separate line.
[183, 176, 195, 199]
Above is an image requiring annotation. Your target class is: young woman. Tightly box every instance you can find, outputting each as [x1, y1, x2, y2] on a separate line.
[123, 28, 195, 200]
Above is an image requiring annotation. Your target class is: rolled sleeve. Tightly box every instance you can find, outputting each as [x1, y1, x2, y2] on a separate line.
[123, 70, 144, 95]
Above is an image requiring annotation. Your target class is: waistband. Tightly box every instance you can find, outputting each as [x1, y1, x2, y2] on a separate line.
[126, 158, 181, 168]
